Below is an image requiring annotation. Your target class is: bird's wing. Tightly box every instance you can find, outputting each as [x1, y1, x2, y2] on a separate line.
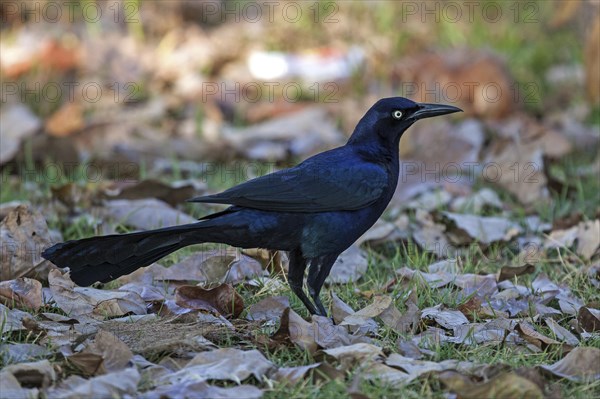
[188, 152, 388, 212]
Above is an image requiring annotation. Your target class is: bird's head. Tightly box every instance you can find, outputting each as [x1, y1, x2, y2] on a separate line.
[348, 97, 462, 148]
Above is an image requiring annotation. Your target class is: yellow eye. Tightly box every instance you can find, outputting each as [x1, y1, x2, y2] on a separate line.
[392, 110, 403, 119]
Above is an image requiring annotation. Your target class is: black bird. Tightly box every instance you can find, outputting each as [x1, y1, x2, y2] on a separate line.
[42, 97, 461, 316]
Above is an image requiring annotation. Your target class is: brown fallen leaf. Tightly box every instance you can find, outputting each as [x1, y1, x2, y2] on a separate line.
[387, 354, 480, 383]
[0, 103, 41, 165]
[360, 363, 411, 387]
[45, 102, 84, 137]
[271, 308, 318, 353]
[396, 267, 453, 289]
[411, 210, 451, 257]
[577, 307, 600, 332]
[102, 179, 205, 207]
[438, 370, 543, 399]
[442, 212, 522, 245]
[67, 330, 133, 376]
[393, 50, 514, 118]
[498, 264, 536, 282]
[540, 347, 600, 382]
[457, 296, 504, 321]
[396, 339, 424, 360]
[453, 273, 498, 299]
[0, 205, 53, 281]
[585, 16, 600, 104]
[160, 249, 263, 285]
[48, 269, 146, 318]
[0, 278, 43, 310]
[159, 348, 274, 384]
[2, 359, 56, 389]
[45, 367, 140, 399]
[1, 343, 51, 365]
[246, 296, 289, 322]
[175, 284, 244, 318]
[515, 322, 570, 353]
[483, 138, 547, 205]
[0, 370, 39, 399]
[100, 198, 196, 230]
[142, 380, 263, 399]
[220, 107, 344, 160]
[323, 343, 383, 372]
[327, 245, 369, 284]
[546, 220, 600, 260]
[312, 315, 369, 349]
[271, 363, 321, 385]
[421, 305, 469, 329]
[330, 292, 378, 334]
[544, 318, 580, 346]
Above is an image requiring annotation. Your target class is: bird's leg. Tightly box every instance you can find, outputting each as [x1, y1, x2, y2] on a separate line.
[288, 249, 319, 315]
[306, 254, 338, 317]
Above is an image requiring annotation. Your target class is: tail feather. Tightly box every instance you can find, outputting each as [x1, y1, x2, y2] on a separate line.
[42, 223, 205, 286]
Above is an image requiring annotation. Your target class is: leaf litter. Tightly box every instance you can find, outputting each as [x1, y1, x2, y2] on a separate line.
[2, 4, 599, 398]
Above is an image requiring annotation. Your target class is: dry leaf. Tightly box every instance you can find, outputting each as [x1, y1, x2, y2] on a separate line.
[546, 220, 600, 259]
[396, 267, 453, 288]
[1, 343, 51, 365]
[271, 308, 318, 353]
[450, 188, 503, 213]
[393, 50, 514, 118]
[498, 264, 535, 282]
[387, 354, 479, 383]
[48, 269, 146, 318]
[360, 363, 411, 387]
[483, 138, 547, 205]
[585, 16, 600, 104]
[421, 305, 469, 329]
[0, 103, 41, 165]
[175, 284, 244, 318]
[2, 359, 56, 389]
[312, 315, 369, 349]
[0, 278, 43, 310]
[331, 293, 378, 334]
[246, 296, 289, 322]
[515, 322, 567, 352]
[443, 212, 522, 245]
[46, 367, 140, 399]
[578, 307, 600, 332]
[67, 330, 133, 375]
[0, 205, 53, 281]
[221, 107, 344, 160]
[45, 102, 84, 137]
[412, 210, 450, 257]
[159, 348, 274, 384]
[540, 347, 600, 382]
[544, 318, 580, 346]
[101, 198, 196, 230]
[272, 363, 321, 385]
[439, 370, 543, 399]
[159, 249, 264, 285]
[0, 370, 39, 399]
[323, 343, 383, 371]
[141, 380, 263, 399]
[327, 245, 368, 284]
[102, 179, 205, 207]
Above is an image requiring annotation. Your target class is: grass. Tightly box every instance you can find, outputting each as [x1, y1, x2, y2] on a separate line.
[2, 1, 598, 395]
[2, 136, 598, 397]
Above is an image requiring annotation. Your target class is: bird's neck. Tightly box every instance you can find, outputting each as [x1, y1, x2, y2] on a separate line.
[347, 125, 401, 166]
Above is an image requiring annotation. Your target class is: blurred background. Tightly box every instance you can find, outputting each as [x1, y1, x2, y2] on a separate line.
[1, 0, 599, 233]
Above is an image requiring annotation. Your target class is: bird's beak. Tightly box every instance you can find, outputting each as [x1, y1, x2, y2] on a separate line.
[412, 103, 463, 120]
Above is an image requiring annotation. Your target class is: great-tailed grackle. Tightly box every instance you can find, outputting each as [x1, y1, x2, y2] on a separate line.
[42, 97, 461, 316]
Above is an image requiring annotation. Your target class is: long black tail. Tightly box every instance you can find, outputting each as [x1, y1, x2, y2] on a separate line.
[42, 223, 206, 286]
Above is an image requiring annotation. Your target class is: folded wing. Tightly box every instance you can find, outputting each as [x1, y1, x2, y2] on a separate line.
[189, 150, 388, 212]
